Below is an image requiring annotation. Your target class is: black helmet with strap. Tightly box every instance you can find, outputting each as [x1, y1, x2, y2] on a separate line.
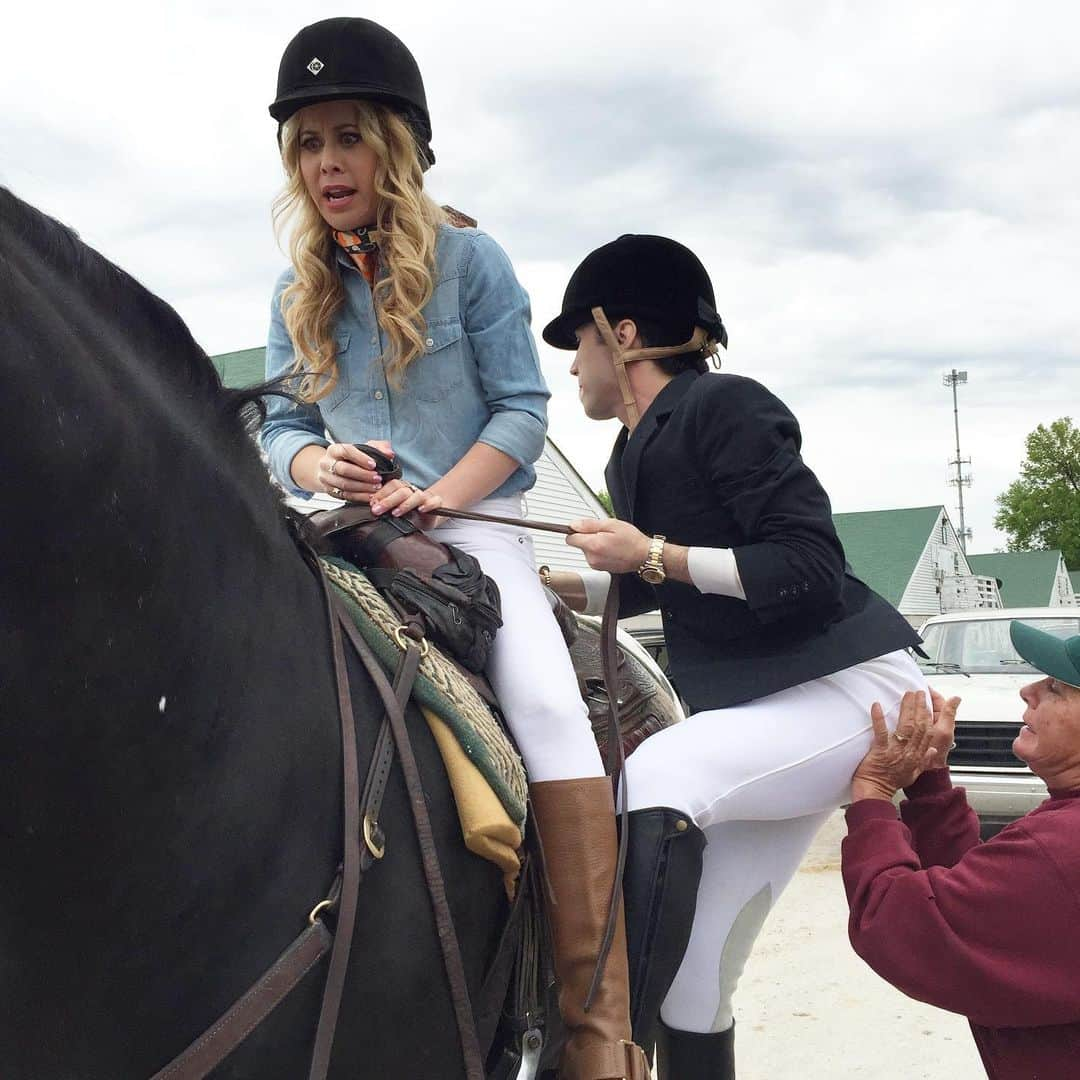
[542, 234, 727, 426]
[269, 17, 434, 168]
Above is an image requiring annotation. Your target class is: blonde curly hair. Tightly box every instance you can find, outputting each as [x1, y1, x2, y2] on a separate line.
[272, 101, 446, 401]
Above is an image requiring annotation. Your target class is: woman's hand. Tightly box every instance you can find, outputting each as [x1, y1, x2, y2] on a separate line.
[320, 440, 393, 503]
[851, 690, 943, 802]
[370, 478, 445, 530]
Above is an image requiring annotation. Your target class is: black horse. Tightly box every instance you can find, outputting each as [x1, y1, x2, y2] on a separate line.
[0, 187, 512, 1078]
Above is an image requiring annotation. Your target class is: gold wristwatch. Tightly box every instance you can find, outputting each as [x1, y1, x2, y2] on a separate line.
[638, 534, 667, 585]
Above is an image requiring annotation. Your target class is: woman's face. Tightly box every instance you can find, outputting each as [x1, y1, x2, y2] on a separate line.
[296, 100, 379, 229]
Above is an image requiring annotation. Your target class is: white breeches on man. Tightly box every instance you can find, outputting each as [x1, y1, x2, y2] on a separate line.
[623, 648, 928, 1034]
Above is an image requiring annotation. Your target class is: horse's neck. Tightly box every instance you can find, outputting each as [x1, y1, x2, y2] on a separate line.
[4, 498, 343, 1072]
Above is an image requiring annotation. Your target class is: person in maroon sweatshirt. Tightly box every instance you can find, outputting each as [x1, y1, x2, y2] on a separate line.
[842, 620, 1080, 1079]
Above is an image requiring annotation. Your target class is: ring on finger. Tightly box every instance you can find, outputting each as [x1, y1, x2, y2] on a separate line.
[330, 459, 339, 476]
[333, 486, 345, 499]
[893, 732, 909, 743]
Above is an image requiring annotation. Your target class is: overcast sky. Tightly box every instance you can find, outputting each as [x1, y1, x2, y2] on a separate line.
[4, 1, 1079, 555]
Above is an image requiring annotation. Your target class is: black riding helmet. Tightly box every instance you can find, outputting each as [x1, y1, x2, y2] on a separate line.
[269, 17, 435, 168]
[542, 234, 727, 351]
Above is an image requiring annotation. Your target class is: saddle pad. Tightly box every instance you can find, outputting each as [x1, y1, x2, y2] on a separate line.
[322, 557, 527, 829]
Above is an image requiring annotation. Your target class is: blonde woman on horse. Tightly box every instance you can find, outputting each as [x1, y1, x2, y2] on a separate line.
[260, 19, 648, 1079]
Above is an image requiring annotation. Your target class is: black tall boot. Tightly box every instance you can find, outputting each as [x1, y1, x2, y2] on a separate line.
[623, 807, 706, 1057]
[656, 1021, 735, 1079]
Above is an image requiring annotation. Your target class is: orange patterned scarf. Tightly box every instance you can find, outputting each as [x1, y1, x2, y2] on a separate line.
[333, 226, 378, 285]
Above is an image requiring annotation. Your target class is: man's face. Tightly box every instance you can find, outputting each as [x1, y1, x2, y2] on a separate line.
[1013, 676, 1080, 787]
[569, 322, 621, 420]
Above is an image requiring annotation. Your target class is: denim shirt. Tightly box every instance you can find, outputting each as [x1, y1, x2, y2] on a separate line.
[261, 225, 550, 499]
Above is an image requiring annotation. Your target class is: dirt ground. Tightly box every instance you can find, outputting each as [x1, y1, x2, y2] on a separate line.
[729, 811, 985, 1079]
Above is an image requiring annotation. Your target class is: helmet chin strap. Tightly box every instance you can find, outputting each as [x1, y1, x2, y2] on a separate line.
[590, 306, 717, 429]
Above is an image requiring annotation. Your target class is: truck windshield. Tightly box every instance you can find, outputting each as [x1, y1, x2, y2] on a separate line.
[919, 617, 1080, 675]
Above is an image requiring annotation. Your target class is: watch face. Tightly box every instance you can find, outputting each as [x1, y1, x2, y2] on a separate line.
[641, 567, 665, 585]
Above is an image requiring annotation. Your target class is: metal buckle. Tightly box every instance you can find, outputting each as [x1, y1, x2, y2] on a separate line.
[363, 813, 386, 860]
[393, 624, 430, 657]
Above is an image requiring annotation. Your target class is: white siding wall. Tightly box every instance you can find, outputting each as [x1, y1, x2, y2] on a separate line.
[1051, 556, 1077, 606]
[898, 510, 981, 618]
[523, 440, 608, 573]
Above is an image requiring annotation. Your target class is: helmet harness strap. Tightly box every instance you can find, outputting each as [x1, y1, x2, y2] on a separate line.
[590, 305, 720, 429]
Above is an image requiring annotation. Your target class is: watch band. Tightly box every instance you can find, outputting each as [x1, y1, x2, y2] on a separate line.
[638, 534, 667, 582]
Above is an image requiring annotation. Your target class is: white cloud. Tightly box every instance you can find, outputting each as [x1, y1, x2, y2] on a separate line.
[4, 0, 1080, 556]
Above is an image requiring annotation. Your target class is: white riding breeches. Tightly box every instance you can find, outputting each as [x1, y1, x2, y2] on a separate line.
[434, 498, 604, 783]
[623, 648, 929, 1034]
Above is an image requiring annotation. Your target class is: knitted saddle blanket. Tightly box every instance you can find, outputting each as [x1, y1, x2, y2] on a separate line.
[321, 557, 527, 830]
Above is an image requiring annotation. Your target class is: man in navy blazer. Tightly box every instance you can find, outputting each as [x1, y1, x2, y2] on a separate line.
[542, 235, 924, 1079]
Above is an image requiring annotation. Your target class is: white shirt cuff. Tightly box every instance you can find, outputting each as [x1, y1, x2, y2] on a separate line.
[687, 547, 746, 600]
[581, 570, 612, 616]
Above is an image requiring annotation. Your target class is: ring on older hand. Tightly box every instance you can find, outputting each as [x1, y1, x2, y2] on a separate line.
[893, 732, 909, 743]
[333, 486, 345, 499]
[330, 459, 339, 476]
[947, 741, 957, 751]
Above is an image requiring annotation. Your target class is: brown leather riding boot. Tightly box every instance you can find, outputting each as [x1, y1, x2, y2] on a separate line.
[530, 777, 651, 1080]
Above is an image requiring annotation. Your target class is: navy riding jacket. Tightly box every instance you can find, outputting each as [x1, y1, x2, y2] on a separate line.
[606, 370, 921, 712]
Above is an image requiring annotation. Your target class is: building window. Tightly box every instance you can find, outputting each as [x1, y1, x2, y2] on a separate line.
[941, 522, 949, 544]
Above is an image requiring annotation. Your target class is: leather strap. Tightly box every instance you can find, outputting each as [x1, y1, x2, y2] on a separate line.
[333, 606, 486, 1080]
[584, 574, 630, 1011]
[148, 921, 332, 1080]
[357, 631, 424, 871]
[305, 564, 366, 1080]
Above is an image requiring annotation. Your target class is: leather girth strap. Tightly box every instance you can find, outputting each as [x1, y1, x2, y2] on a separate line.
[149, 552, 483, 1080]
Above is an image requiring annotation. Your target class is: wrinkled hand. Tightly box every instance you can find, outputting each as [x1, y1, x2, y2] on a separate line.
[928, 688, 961, 769]
[851, 690, 942, 802]
[320, 440, 393, 503]
[565, 518, 651, 573]
[370, 478, 445, 530]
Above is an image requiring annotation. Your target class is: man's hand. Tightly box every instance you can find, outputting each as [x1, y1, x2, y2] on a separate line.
[566, 518, 652, 574]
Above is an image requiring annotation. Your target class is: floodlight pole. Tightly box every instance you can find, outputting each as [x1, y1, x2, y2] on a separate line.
[943, 369, 972, 553]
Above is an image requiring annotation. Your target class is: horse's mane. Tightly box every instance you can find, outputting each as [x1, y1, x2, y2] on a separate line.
[0, 185, 277, 435]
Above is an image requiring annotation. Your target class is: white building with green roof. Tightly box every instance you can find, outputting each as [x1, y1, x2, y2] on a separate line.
[966, 550, 1076, 608]
[832, 505, 1001, 627]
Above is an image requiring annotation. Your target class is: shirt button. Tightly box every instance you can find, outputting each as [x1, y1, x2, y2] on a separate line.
[374, 390, 384, 400]
[370, 335, 378, 345]
[425, 337, 435, 349]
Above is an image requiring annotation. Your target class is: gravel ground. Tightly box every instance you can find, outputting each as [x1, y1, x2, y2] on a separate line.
[726, 811, 986, 1079]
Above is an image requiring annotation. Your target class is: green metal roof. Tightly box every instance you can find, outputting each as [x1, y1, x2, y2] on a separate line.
[211, 347, 266, 389]
[832, 505, 943, 606]
[966, 550, 1064, 608]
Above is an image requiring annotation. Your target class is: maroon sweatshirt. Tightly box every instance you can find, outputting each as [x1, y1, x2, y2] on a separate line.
[843, 770, 1080, 1079]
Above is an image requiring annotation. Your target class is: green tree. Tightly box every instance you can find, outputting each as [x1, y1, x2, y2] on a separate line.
[595, 489, 614, 516]
[994, 417, 1080, 567]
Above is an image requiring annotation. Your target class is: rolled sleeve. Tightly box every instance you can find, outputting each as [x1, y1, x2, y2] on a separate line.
[462, 233, 550, 467]
[259, 269, 328, 498]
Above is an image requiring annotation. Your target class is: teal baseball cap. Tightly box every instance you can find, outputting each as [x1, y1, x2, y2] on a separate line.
[1009, 621, 1080, 689]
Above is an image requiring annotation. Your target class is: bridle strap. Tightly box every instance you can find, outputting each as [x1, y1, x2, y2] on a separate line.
[590, 305, 715, 430]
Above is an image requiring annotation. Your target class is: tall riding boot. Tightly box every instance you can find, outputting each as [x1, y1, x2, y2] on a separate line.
[623, 808, 706, 1057]
[529, 777, 650, 1080]
[655, 1021, 735, 1079]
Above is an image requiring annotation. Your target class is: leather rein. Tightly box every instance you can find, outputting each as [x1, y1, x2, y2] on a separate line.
[149, 498, 629, 1079]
